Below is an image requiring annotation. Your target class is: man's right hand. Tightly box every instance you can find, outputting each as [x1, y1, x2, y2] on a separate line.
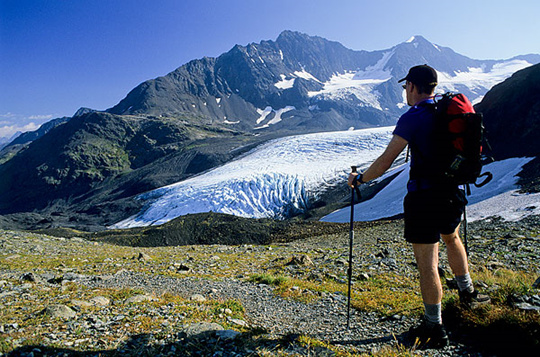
[348, 172, 361, 188]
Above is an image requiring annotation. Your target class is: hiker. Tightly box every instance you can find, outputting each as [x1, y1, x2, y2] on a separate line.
[348, 64, 490, 348]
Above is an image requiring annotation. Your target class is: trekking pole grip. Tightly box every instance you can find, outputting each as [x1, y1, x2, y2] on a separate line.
[350, 166, 361, 199]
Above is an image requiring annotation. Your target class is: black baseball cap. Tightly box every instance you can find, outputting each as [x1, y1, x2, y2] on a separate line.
[398, 64, 438, 86]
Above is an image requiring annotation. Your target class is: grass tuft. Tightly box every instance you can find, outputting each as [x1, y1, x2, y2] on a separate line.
[249, 273, 289, 286]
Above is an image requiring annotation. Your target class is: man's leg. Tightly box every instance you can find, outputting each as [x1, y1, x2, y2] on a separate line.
[442, 226, 491, 308]
[412, 242, 442, 326]
[412, 242, 442, 305]
[441, 225, 468, 277]
[407, 242, 448, 348]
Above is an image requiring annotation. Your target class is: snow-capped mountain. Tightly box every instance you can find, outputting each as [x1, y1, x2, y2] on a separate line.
[108, 31, 539, 134]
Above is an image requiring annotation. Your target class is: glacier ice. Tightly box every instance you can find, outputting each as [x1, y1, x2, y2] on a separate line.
[112, 127, 394, 228]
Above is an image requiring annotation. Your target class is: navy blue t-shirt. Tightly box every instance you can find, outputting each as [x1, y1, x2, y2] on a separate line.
[393, 99, 444, 190]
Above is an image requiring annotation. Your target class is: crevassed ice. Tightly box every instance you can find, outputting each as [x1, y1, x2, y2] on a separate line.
[111, 127, 395, 228]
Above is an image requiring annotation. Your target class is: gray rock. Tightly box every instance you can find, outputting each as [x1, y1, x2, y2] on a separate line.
[228, 318, 248, 327]
[137, 252, 152, 261]
[62, 272, 86, 281]
[20, 272, 38, 282]
[182, 322, 224, 338]
[189, 294, 206, 302]
[357, 273, 370, 281]
[124, 294, 156, 304]
[215, 329, 240, 340]
[90, 296, 111, 306]
[70, 299, 92, 308]
[176, 263, 191, 272]
[514, 302, 540, 311]
[42, 305, 76, 319]
[0, 291, 17, 299]
[286, 254, 314, 266]
[18, 283, 33, 291]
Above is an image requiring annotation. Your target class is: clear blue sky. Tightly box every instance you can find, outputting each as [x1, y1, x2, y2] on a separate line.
[1, 0, 538, 138]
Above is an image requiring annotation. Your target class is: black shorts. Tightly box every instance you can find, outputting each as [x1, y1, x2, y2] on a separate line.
[403, 187, 467, 244]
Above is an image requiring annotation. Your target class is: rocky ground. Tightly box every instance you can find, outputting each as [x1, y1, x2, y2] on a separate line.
[1, 216, 539, 356]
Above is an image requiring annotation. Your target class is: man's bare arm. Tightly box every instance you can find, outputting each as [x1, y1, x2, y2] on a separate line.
[348, 134, 408, 186]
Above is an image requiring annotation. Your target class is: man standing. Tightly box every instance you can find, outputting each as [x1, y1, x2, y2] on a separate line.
[348, 65, 490, 348]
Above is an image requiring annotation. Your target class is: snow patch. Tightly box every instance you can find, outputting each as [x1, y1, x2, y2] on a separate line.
[308, 72, 387, 110]
[294, 70, 321, 82]
[467, 190, 540, 222]
[255, 106, 295, 129]
[307, 52, 393, 110]
[321, 157, 538, 223]
[274, 70, 320, 90]
[256, 106, 273, 124]
[355, 51, 394, 82]
[436, 60, 533, 95]
[275, 75, 295, 89]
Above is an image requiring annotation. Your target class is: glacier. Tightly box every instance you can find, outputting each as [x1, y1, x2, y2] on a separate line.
[111, 126, 539, 229]
[112, 127, 395, 228]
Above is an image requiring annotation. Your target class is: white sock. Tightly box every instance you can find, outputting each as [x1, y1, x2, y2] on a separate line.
[456, 273, 473, 292]
[424, 303, 442, 325]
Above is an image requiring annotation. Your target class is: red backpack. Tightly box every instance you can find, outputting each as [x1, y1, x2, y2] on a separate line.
[433, 92, 493, 191]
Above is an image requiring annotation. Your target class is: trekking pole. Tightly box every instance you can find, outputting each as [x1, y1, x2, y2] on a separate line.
[463, 184, 470, 257]
[347, 166, 360, 329]
[463, 204, 469, 257]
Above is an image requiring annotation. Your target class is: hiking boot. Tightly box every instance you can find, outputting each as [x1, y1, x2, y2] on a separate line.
[405, 318, 449, 349]
[459, 288, 491, 309]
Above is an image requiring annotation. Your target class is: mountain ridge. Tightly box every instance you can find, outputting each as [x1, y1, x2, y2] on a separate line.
[0, 31, 538, 230]
[106, 31, 538, 135]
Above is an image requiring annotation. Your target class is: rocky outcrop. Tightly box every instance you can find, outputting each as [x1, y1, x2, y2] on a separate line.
[475, 63, 540, 192]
